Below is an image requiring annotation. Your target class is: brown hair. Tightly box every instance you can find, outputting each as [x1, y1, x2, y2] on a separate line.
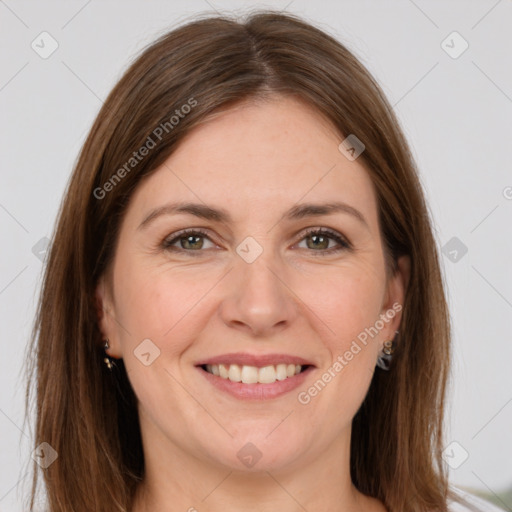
[25, 10, 465, 512]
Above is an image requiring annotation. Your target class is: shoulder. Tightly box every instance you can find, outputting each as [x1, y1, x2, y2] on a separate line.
[448, 488, 507, 512]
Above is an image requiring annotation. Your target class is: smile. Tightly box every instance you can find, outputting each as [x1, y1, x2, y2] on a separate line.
[202, 363, 306, 384]
[195, 353, 316, 400]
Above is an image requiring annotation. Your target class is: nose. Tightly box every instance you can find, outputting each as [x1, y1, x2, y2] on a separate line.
[218, 249, 300, 337]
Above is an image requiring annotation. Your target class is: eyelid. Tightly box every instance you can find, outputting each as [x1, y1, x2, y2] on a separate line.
[161, 228, 218, 253]
[294, 226, 352, 253]
[161, 226, 352, 254]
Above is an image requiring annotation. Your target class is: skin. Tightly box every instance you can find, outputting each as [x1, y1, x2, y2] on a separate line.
[96, 95, 410, 512]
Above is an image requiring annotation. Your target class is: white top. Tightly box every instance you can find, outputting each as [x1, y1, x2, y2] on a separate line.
[448, 488, 507, 511]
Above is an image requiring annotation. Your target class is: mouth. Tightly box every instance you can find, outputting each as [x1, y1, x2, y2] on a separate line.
[199, 363, 311, 384]
[195, 353, 315, 400]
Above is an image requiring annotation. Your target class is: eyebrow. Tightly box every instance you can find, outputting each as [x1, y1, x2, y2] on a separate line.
[137, 201, 369, 230]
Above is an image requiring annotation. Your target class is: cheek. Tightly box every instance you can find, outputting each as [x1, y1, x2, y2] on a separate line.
[114, 261, 218, 343]
[300, 266, 386, 345]
[112, 267, 212, 421]
[293, 266, 384, 407]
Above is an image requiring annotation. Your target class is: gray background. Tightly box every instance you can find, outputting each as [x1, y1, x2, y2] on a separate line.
[1, 0, 511, 510]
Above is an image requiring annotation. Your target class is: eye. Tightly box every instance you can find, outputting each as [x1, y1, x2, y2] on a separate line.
[162, 228, 216, 253]
[295, 228, 351, 255]
[161, 227, 351, 255]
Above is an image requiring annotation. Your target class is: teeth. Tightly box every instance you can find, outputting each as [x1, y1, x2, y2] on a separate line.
[276, 364, 288, 381]
[241, 365, 258, 384]
[228, 364, 242, 382]
[258, 365, 276, 384]
[218, 364, 229, 379]
[204, 363, 304, 383]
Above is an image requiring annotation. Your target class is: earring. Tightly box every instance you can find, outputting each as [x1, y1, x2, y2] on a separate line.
[376, 330, 399, 371]
[103, 339, 116, 371]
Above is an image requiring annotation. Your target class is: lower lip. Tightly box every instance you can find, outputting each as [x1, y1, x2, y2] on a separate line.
[197, 366, 314, 400]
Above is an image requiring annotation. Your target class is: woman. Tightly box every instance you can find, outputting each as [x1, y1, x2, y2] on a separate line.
[25, 10, 504, 512]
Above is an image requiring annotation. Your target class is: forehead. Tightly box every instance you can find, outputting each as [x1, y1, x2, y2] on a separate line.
[126, 95, 379, 229]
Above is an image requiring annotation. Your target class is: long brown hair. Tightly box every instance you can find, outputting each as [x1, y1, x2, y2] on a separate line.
[25, 10, 463, 511]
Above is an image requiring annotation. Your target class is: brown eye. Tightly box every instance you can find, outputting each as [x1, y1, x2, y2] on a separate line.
[178, 234, 204, 250]
[162, 229, 215, 253]
[305, 233, 330, 250]
[296, 228, 351, 254]
[161, 227, 351, 256]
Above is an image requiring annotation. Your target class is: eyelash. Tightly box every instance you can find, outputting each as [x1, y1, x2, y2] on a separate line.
[161, 227, 352, 256]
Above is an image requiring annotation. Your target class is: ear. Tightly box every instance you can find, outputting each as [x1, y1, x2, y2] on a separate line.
[95, 275, 119, 357]
[380, 254, 410, 341]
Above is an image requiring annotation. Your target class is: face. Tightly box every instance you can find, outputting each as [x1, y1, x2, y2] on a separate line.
[96, 95, 408, 474]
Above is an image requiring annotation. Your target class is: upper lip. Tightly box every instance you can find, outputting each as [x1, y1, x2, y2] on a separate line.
[195, 352, 315, 368]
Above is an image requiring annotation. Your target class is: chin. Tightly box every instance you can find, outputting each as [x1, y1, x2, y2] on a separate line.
[199, 432, 306, 474]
